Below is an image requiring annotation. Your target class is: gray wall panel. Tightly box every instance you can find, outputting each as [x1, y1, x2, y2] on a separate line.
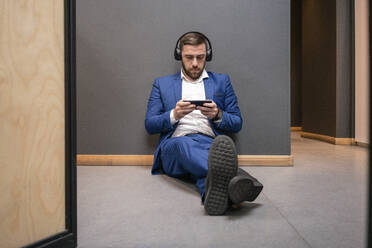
[291, 0, 302, 127]
[301, 0, 352, 138]
[336, 0, 352, 138]
[77, 0, 290, 155]
[302, 0, 337, 137]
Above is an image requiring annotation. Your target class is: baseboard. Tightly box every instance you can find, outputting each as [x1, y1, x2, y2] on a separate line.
[238, 155, 293, 166]
[354, 141, 369, 148]
[291, 126, 302, 131]
[77, 154, 293, 167]
[77, 155, 154, 166]
[301, 131, 353, 145]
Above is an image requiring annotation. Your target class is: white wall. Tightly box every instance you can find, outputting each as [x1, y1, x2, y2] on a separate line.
[355, 0, 369, 144]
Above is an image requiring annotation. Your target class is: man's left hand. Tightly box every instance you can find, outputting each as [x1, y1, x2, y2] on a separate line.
[197, 101, 219, 120]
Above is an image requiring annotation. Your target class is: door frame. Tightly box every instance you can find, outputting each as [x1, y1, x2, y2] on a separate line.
[24, 0, 77, 247]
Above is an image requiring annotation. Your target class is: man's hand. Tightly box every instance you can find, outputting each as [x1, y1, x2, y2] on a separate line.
[174, 100, 196, 120]
[197, 101, 219, 120]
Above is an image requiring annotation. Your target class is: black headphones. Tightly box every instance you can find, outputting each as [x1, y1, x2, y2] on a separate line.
[174, 31, 213, 61]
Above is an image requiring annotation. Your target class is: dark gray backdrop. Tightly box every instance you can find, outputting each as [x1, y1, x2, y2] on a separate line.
[77, 0, 290, 155]
[301, 0, 352, 138]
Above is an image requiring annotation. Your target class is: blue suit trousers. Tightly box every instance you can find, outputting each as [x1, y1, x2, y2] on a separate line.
[159, 134, 214, 198]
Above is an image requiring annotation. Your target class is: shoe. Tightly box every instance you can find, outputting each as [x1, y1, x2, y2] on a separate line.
[228, 168, 263, 204]
[204, 135, 238, 215]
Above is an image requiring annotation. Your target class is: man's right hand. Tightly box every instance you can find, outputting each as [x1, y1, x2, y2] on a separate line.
[174, 100, 196, 120]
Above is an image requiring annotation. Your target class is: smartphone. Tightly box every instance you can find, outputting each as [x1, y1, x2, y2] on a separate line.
[183, 100, 212, 106]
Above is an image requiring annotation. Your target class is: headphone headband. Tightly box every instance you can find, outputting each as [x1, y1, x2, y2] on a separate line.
[174, 31, 213, 61]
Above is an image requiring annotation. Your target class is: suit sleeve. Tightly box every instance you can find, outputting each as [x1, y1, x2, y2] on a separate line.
[213, 75, 242, 133]
[145, 79, 176, 134]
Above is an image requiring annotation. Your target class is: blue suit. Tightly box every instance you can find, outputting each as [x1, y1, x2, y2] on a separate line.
[145, 71, 242, 197]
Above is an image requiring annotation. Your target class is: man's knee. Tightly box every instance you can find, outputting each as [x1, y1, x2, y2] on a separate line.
[163, 136, 190, 154]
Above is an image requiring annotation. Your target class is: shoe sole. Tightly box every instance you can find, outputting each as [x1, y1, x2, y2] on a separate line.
[204, 135, 238, 215]
[228, 176, 263, 204]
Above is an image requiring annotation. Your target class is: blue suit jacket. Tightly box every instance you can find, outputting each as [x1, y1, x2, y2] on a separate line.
[145, 71, 242, 174]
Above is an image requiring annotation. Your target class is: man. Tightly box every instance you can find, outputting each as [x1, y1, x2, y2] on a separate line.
[145, 32, 263, 215]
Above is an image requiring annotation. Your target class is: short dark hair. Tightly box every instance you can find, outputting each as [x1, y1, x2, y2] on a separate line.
[179, 32, 207, 51]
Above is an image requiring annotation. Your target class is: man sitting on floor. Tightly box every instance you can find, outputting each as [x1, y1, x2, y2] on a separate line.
[145, 31, 263, 215]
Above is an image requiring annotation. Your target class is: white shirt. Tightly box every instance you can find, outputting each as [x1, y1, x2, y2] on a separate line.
[170, 69, 216, 138]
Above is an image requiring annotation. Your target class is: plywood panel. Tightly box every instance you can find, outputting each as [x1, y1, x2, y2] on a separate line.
[0, 1, 65, 247]
[355, 0, 370, 144]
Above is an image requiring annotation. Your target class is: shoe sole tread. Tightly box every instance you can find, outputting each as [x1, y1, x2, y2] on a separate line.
[204, 135, 238, 215]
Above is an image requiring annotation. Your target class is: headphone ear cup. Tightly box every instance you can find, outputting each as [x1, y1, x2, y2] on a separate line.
[174, 48, 181, 60]
[206, 49, 212, 61]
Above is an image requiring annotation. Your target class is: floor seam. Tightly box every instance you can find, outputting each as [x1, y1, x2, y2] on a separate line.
[263, 192, 313, 248]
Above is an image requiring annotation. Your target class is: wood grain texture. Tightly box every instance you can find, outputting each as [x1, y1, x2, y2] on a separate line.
[238, 155, 293, 166]
[77, 154, 294, 166]
[301, 131, 353, 145]
[0, 1, 65, 247]
[290, 126, 302, 131]
[77, 155, 154, 166]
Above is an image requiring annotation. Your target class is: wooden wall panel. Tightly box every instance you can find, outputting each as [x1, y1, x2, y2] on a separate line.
[0, 1, 65, 247]
[355, 0, 370, 144]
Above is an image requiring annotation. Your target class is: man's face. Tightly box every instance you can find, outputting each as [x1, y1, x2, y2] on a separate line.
[181, 43, 207, 81]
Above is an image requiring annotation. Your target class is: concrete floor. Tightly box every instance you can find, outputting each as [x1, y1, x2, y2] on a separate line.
[77, 132, 368, 248]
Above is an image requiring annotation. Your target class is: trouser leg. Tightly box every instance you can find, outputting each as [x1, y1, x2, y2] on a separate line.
[160, 134, 213, 197]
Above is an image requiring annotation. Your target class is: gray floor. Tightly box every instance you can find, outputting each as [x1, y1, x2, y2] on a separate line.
[77, 132, 368, 248]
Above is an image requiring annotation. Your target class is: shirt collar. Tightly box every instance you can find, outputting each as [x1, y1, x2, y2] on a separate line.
[181, 68, 209, 83]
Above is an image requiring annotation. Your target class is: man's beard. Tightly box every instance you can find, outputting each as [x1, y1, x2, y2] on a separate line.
[182, 61, 205, 81]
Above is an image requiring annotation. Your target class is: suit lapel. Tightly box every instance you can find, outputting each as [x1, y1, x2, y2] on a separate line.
[173, 74, 182, 104]
[203, 76, 214, 100]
